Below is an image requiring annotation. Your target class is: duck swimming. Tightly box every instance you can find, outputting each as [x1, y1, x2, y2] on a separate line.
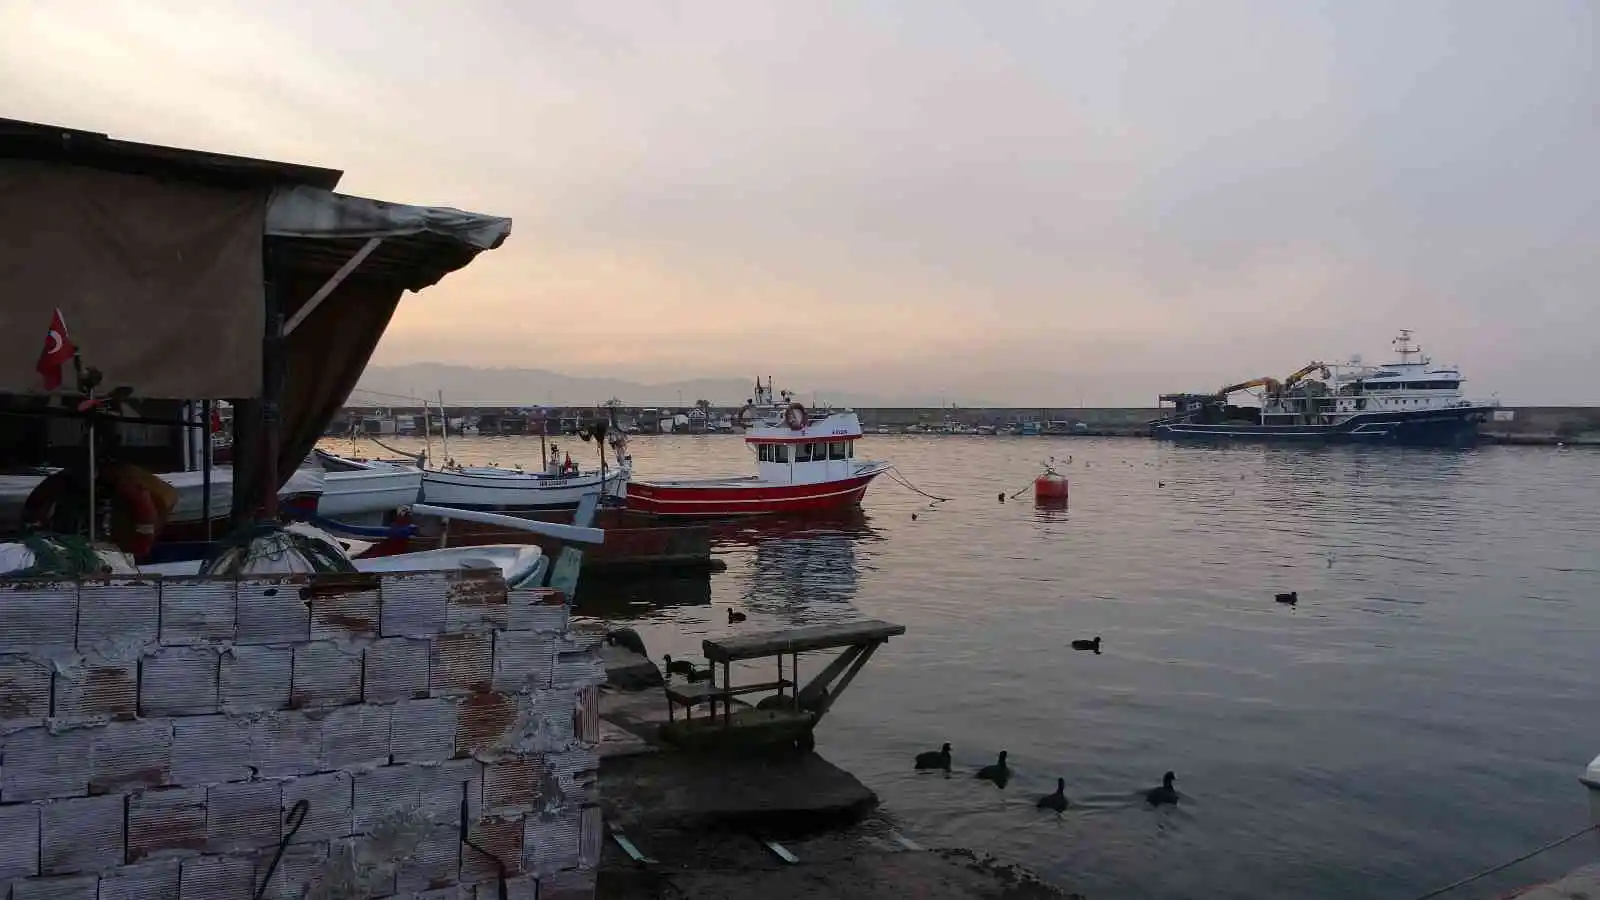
[1146, 771, 1179, 806]
[976, 751, 1010, 787]
[1275, 592, 1298, 605]
[1070, 636, 1102, 654]
[914, 742, 952, 771]
[1037, 778, 1068, 812]
[727, 609, 747, 623]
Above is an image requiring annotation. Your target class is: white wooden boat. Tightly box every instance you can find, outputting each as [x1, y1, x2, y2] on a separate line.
[310, 450, 423, 520]
[419, 463, 627, 511]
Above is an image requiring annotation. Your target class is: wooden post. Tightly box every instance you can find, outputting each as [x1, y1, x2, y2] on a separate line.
[260, 244, 284, 520]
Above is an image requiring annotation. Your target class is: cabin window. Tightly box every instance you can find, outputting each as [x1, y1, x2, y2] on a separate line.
[794, 443, 812, 463]
[757, 444, 770, 463]
[829, 441, 847, 460]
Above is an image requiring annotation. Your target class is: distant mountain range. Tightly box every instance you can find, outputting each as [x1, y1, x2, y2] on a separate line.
[350, 363, 998, 408]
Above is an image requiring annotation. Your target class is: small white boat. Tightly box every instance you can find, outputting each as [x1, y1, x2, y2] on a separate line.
[311, 451, 424, 520]
[420, 464, 627, 511]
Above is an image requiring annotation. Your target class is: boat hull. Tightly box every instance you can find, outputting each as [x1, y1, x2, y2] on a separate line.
[625, 467, 885, 518]
[419, 467, 628, 510]
[1151, 406, 1494, 447]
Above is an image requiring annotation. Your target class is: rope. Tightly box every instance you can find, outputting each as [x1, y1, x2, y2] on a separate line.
[1408, 823, 1597, 900]
[885, 466, 952, 503]
[364, 435, 425, 464]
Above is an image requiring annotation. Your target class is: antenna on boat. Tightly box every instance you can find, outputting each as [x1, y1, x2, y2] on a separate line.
[1393, 329, 1424, 365]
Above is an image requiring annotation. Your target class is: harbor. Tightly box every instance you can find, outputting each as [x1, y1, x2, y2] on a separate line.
[2, 3, 1598, 891]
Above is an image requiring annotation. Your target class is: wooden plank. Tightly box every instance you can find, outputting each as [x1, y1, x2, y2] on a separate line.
[702, 620, 905, 662]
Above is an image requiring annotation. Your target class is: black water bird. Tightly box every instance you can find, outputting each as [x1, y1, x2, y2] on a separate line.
[727, 609, 747, 623]
[1037, 778, 1068, 812]
[1071, 636, 1102, 654]
[1275, 591, 1298, 605]
[1146, 771, 1179, 806]
[998, 492, 1006, 503]
[911, 513, 918, 521]
[663, 655, 705, 680]
[604, 627, 647, 658]
[976, 751, 1010, 786]
[914, 743, 952, 771]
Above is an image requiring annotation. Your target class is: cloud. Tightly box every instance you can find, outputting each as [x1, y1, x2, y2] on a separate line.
[2, 0, 1595, 403]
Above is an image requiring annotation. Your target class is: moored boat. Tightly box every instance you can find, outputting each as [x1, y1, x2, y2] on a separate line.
[1151, 330, 1497, 446]
[626, 378, 890, 518]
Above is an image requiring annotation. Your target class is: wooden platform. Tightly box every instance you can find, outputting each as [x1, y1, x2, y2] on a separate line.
[658, 619, 906, 752]
[703, 619, 907, 662]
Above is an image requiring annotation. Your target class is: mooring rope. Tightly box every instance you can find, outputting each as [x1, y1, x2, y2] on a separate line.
[885, 466, 952, 503]
[1407, 823, 1597, 900]
[365, 435, 425, 464]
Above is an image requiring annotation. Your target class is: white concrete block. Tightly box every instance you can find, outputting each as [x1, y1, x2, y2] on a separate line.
[159, 578, 237, 645]
[1, 724, 95, 801]
[507, 589, 567, 634]
[98, 859, 181, 900]
[308, 580, 381, 641]
[363, 637, 430, 703]
[126, 786, 208, 863]
[206, 780, 283, 854]
[235, 579, 310, 645]
[171, 716, 252, 785]
[54, 655, 138, 721]
[0, 802, 40, 882]
[280, 771, 353, 845]
[219, 644, 292, 714]
[430, 631, 492, 697]
[10, 873, 99, 900]
[139, 647, 220, 716]
[0, 654, 51, 725]
[248, 711, 322, 778]
[445, 571, 510, 633]
[0, 581, 78, 658]
[75, 578, 158, 654]
[379, 573, 450, 637]
[491, 631, 556, 694]
[178, 854, 255, 899]
[89, 718, 172, 795]
[290, 642, 361, 709]
[389, 697, 458, 764]
[40, 793, 124, 875]
[319, 703, 392, 772]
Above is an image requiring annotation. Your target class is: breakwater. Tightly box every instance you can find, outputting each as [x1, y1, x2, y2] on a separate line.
[336, 405, 1600, 443]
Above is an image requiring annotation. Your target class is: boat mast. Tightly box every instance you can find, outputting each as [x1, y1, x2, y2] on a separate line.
[437, 389, 450, 467]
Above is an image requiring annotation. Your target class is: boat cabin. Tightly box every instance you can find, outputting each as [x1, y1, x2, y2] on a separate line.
[749, 428, 861, 485]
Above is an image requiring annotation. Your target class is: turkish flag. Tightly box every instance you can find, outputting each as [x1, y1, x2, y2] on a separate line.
[35, 308, 76, 391]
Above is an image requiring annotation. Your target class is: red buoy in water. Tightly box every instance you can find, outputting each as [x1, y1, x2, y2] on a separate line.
[1034, 463, 1069, 503]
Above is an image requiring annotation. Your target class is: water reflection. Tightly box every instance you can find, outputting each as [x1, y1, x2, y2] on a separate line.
[574, 571, 712, 620]
[711, 511, 880, 620]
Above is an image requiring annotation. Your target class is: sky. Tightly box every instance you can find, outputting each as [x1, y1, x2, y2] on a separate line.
[2, 1, 1595, 405]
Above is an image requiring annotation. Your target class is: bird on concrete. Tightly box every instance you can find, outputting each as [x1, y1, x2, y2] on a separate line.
[1037, 778, 1069, 812]
[727, 609, 747, 623]
[914, 742, 952, 771]
[1071, 636, 1102, 654]
[604, 627, 647, 658]
[1146, 771, 1179, 806]
[1275, 591, 1298, 605]
[976, 751, 1011, 787]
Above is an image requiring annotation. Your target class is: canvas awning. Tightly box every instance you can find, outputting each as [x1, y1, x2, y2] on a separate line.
[0, 119, 511, 520]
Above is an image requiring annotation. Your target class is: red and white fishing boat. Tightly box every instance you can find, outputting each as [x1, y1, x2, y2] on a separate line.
[626, 378, 891, 518]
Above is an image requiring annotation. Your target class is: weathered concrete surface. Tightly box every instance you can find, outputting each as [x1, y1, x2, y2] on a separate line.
[1508, 863, 1600, 899]
[597, 810, 1079, 899]
[602, 749, 879, 833]
[601, 642, 665, 691]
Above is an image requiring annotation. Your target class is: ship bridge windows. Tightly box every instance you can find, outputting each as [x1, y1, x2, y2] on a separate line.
[794, 443, 813, 463]
[757, 443, 791, 463]
[829, 441, 849, 460]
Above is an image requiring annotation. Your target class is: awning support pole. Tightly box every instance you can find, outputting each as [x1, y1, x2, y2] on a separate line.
[281, 236, 382, 337]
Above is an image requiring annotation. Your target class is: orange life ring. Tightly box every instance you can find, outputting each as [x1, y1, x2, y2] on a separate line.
[784, 403, 807, 431]
[21, 463, 170, 559]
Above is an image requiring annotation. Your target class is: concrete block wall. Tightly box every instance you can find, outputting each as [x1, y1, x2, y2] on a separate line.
[0, 571, 603, 899]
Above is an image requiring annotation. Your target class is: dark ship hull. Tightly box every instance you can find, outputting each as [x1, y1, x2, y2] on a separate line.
[1150, 405, 1494, 447]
